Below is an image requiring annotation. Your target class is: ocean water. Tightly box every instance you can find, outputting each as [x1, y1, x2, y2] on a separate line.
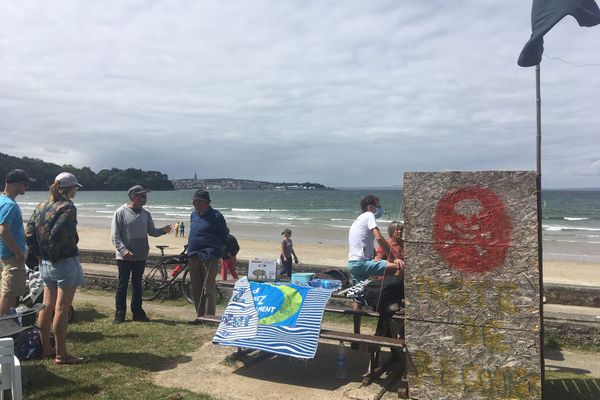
[16, 189, 600, 262]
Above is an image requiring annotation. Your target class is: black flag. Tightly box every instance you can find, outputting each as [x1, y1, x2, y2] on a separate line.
[518, 0, 600, 67]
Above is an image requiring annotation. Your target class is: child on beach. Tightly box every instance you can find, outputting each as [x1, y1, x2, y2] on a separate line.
[221, 233, 240, 281]
[174, 221, 179, 237]
[280, 228, 298, 278]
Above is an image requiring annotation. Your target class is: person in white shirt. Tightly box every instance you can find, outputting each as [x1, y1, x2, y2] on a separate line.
[347, 195, 404, 283]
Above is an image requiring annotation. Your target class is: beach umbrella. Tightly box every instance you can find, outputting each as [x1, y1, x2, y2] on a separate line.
[518, 0, 600, 396]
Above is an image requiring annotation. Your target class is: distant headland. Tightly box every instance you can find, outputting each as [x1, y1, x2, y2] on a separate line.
[0, 153, 332, 191]
[172, 178, 333, 191]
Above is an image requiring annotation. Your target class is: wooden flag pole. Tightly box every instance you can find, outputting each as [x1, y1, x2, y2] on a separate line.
[535, 63, 546, 395]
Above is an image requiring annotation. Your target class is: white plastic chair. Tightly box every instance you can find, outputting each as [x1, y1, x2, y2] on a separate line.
[0, 337, 22, 400]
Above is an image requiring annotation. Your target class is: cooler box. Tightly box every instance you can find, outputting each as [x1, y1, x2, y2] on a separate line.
[248, 258, 278, 281]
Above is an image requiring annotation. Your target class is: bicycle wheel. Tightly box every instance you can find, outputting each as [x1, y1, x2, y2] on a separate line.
[180, 267, 225, 304]
[142, 264, 167, 301]
[181, 267, 194, 304]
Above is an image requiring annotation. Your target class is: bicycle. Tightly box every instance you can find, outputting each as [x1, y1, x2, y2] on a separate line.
[141, 245, 224, 304]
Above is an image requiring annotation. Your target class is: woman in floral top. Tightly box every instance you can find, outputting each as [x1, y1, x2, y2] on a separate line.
[26, 172, 85, 365]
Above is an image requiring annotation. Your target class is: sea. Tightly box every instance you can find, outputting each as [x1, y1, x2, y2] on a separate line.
[17, 189, 600, 263]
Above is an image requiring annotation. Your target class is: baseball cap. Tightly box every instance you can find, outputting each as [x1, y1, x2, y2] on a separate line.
[55, 172, 83, 188]
[192, 190, 211, 202]
[128, 185, 150, 197]
[282, 228, 292, 235]
[5, 169, 36, 184]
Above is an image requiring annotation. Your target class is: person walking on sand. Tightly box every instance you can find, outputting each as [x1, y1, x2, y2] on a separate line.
[25, 172, 85, 364]
[280, 228, 298, 279]
[187, 190, 228, 323]
[221, 232, 240, 281]
[111, 185, 172, 324]
[179, 221, 185, 237]
[1, 169, 35, 315]
[174, 221, 180, 237]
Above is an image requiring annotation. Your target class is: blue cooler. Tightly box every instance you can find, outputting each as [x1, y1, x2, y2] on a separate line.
[291, 273, 314, 285]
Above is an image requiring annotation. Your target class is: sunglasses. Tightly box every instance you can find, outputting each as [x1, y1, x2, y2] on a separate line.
[135, 193, 147, 198]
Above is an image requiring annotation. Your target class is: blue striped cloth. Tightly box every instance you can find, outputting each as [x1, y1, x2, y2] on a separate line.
[213, 277, 334, 359]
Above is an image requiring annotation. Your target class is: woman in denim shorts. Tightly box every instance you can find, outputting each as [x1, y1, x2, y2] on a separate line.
[25, 172, 85, 365]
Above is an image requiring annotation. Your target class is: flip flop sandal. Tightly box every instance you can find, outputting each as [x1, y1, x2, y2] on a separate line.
[55, 355, 85, 365]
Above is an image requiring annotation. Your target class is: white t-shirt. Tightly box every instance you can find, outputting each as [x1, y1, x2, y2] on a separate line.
[348, 211, 379, 261]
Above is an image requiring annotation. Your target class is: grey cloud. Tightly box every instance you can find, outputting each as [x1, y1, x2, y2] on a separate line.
[0, 0, 599, 188]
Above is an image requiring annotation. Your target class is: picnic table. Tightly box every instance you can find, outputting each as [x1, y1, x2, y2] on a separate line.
[197, 284, 408, 399]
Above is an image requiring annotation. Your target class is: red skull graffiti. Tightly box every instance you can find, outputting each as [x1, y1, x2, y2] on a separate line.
[433, 186, 512, 273]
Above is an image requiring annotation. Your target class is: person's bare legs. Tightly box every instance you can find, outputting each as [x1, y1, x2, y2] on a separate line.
[0, 296, 15, 315]
[53, 286, 77, 359]
[37, 286, 57, 357]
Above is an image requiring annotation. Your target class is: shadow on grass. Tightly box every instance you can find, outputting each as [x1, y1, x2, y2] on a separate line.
[94, 351, 192, 371]
[545, 378, 600, 399]
[125, 317, 181, 326]
[68, 330, 107, 343]
[545, 348, 566, 361]
[24, 364, 102, 397]
[547, 364, 593, 375]
[70, 305, 108, 322]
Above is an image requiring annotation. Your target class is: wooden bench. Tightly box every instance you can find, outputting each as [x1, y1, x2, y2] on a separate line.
[324, 305, 405, 320]
[193, 314, 404, 349]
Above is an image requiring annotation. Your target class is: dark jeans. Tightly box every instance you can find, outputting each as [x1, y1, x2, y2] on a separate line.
[282, 258, 293, 276]
[115, 259, 146, 316]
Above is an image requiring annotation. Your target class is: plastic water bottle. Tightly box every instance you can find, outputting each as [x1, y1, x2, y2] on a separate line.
[171, 264, 182, 277]
[9, 307, 21, 326]
[309, 279, 342, 290]
[336, 341, 347, 379]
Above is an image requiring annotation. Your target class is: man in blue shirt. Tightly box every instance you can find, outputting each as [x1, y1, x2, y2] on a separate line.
[0, 169, 35, 314]
[187, 190, 228, 323]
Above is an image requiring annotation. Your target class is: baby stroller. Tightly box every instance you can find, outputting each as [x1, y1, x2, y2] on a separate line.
[18, 265, 75, 327]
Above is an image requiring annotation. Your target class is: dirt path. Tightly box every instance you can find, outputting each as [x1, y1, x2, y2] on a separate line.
[73, 291, 600, 400]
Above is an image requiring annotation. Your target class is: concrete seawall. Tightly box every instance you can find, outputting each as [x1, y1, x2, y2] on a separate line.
[79, 249, 600, 308]
[78, 249, 600, 346]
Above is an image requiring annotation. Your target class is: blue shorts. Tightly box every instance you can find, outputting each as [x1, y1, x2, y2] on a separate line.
[348, 259, 388, 283]
[40, 256, 85, 289]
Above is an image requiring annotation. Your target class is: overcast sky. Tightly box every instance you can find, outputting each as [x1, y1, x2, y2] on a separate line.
[1, 1, 599, 188]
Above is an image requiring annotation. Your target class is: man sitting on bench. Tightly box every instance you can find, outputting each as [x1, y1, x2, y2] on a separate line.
[347, 195, 404, 336]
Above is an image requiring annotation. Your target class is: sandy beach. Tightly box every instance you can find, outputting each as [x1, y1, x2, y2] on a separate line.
[77, 226, 600, 285]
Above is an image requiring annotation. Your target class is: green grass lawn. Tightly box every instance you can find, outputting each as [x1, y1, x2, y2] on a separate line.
[22, 303, 215, 400]
[21, 292, 598, 399]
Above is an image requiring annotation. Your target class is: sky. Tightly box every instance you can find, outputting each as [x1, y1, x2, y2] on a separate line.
[1, 1, 599, 188]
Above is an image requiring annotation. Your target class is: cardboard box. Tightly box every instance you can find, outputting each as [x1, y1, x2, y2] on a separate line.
[248, 258, 279, 281]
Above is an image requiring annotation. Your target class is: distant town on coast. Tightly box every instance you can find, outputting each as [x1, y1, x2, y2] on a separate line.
[173, 176, 331, 191]
[0, 152, 332, 191]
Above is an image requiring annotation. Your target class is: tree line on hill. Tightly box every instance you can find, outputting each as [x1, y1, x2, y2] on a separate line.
[0, 153, 174, 191]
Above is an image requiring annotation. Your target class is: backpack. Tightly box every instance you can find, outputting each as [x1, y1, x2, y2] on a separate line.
[362, 275, 404, 317]
[13, 327, 43, 361]
[312, 268, 351, 288]
[222, 234, 240, 260]
[362, 275, 405, 337]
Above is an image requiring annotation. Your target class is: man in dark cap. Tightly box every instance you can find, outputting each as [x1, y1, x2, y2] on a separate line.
[187, 190, 228, 323]
[111, 185, 172, 323]
[0, 169, 35, 314]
